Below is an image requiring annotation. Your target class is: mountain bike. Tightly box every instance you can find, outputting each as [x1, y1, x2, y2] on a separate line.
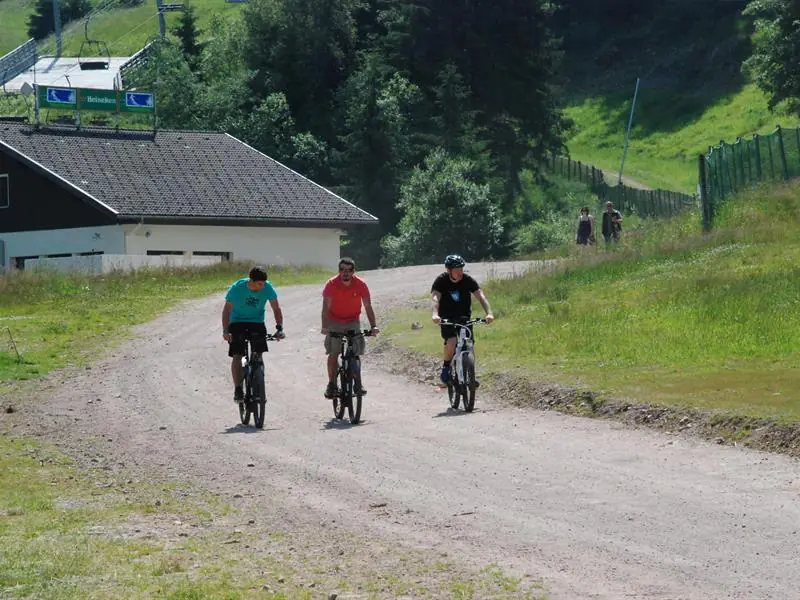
[440, 318, 486, 413]
[238, 332, 279, 429]
[328, 329, 373, 425]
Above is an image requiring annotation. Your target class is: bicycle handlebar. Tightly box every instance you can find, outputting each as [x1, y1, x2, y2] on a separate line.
[328, 329, 375, 339]
[439, 318, 487, 327]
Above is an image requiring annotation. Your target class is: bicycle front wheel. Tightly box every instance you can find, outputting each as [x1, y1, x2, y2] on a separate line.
[348, 387, 362, 424]
[251, 365, 266, 429]
[462, 353, 477, 413]
[240, 364, 252, 425]
[333, 367, 347, 419]
[447, 380, 460, 410]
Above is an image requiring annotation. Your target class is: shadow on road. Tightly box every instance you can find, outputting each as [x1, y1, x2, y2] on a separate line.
[321, 418, 370, 431]
[220, 424, 281, 434]
[432, 408, 475, 418]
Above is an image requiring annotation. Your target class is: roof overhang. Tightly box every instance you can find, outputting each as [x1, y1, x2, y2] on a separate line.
[0, 138, 119, 218]
[117, 215, 380, 228]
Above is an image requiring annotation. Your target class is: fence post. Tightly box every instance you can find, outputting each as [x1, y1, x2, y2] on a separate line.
[699, 154, 711, 231]
[777, 125, 790, 180]
[737, 138, 746, 185]
[753, 134, 762, 181]
[730, 141, 739, 191]
[745, 139, 752, 184]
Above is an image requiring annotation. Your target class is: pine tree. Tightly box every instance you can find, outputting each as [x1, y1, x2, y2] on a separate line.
[172, 2, 202, 69]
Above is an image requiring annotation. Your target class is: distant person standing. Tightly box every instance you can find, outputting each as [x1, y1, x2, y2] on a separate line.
[602, 201, 623, 243]
[576, 207, 596, 246]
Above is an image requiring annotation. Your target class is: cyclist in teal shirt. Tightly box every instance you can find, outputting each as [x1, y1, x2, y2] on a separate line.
[222, 266, 285, 403]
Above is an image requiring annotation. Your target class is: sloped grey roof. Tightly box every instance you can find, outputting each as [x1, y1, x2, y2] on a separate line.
[0, 121, 377, 225]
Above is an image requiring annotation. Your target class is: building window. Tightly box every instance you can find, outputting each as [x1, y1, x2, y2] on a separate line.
[193, 251, 232, 261]
[146, 250, 184, 256]
[0, 174, 8, 209]
[78, 251, 104, 256]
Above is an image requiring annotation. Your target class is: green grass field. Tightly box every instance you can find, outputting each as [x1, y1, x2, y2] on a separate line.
[385, 181, 800, 422]
[0, 436, 545, 599]
[0, 0, 244, 57]
[565, 85, 800, 193]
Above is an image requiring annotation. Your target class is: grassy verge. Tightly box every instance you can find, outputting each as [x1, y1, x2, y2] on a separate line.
[565, 84, 800, 193]
[0, 435, 546, 599]
[0, 262, 323, 389]
[384, 181, 800, 427]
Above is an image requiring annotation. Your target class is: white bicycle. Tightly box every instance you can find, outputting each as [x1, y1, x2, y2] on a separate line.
[440, 318, 486, 412]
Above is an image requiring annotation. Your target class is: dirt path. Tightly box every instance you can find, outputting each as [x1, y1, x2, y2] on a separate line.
[599, 168, 652, 190]
[10, 261, 800, 599]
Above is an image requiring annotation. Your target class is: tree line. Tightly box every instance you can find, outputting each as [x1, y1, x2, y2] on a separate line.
[128, 0, 568, 267]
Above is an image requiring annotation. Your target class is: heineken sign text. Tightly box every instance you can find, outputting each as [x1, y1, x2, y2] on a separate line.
[37, 86, 155, 114]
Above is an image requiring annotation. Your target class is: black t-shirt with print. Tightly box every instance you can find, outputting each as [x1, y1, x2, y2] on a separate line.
[431, 272, 480, 319]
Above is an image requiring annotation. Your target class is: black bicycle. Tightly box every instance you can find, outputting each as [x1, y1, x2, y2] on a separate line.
[238, 333, 278, 429]
[440, 318, 486, 413]
[328, 329, 373, 425]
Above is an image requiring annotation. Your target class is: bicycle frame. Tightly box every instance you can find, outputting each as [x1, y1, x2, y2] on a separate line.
[328, 329, 372, 424]
[441, 319, 482, 385]
[237, 332, 277, 429]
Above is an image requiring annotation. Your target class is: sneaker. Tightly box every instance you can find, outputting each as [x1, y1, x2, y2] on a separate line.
[233, 387, 244, 404]
[440, 364, 451, 384]
[324, 381, 339, 399]
[354, 383, 367, 396]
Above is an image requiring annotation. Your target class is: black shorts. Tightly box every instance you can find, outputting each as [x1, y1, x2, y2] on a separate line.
[440, 318, 472, 343]
[228, 322, 268, 357]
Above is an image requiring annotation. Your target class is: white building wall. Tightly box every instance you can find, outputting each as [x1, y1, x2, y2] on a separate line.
[0, 225, 126, 269]
[124, 224, 342, 268]
[25, 254, 221, 274]
[0, 223, 343, 270]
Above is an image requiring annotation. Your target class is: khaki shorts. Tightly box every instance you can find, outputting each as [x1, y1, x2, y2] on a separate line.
[325, 320, 365, 356]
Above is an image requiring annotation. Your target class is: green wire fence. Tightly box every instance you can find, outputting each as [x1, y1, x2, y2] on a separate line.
[699, 125, 800, 229]
[550, 154, 696, 218]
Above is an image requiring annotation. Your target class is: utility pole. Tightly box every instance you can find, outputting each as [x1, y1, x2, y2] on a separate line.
[618, 77, 640, 186]
[156, 0, 166, 37]
[52, 0, 62, 57]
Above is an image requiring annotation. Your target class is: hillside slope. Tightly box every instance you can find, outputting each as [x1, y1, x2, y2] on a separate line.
[0, 0, 242, 57]
[555, 0, 800, 192]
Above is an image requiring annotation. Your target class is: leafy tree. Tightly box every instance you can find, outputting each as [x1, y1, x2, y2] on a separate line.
[229, 93, 297, 160]
[172, 2, 202, 69]
[124, 39, 199, 129]
[335, 53, 422, 228]
[381, 149, 503, 267]
[744, 0, 800, 113]
[378, 0, 568, 207]
[242, 0, 361, 142]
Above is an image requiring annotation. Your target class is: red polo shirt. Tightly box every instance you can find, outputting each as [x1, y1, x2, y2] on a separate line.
[323, 275, 370, 323]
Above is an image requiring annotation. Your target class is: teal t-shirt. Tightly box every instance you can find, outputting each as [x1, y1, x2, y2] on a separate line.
[225, 278, 278, 324]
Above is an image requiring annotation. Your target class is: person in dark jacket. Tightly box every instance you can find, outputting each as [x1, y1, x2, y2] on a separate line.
[601, 201, 623, 243]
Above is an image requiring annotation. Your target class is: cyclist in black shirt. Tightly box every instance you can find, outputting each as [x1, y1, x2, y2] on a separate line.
[430, 254, 494, 384]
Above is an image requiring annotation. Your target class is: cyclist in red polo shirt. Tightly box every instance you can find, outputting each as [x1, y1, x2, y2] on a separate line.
[321, 257, 379, 398]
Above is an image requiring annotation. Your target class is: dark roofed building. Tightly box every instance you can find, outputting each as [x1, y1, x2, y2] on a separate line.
[0, 120, 377, 271]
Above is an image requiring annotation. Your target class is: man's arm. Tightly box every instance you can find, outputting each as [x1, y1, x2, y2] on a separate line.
[473, 289, 494, 323]
[431, 290, 442, 324]
[222, 301, 233, 340]
[321, 297, 332, 333]
[269, 299, 284, 337]
[362, 296, 378, 334]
